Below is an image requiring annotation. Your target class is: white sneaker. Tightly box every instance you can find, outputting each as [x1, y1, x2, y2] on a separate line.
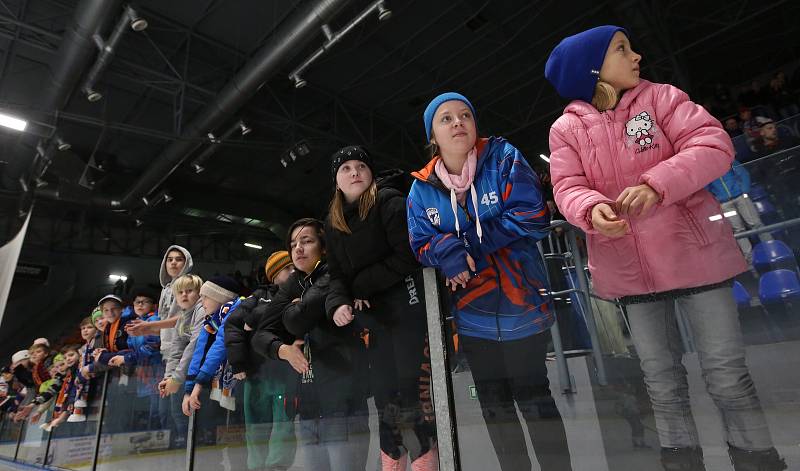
[67, 414, 86, 423]
[73, 399, 87, 408]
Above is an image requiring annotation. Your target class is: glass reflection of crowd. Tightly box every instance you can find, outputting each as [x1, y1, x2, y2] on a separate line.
[3, 26, 800, 471]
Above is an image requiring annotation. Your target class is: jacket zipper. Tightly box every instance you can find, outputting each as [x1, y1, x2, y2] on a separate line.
[602, 111, 655, 293]
[719, 177, 732, 200]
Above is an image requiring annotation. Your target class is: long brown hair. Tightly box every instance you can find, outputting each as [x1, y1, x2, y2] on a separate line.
[328, 181, 378, 234]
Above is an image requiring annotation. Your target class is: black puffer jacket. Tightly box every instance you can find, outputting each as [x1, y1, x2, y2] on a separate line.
[225, 284, 277, 375]
[325, 170, 421, 319]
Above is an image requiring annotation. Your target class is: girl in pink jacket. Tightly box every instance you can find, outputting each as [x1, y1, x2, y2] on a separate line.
[545, 26, 785, 471]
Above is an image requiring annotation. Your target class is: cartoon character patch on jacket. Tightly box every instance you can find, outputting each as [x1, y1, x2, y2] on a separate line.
[625, 111, 660, 152]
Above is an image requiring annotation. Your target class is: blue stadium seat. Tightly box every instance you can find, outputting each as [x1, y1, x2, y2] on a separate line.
[752, 240, 798, 274]
[753, 199, 777, 216]
[733, 281, 752, 308]
[747, 184, 768, 202]
[759, 269, 800, 305]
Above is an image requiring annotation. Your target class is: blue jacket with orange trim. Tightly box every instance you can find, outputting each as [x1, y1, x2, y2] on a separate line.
[406, 136, 554, 341]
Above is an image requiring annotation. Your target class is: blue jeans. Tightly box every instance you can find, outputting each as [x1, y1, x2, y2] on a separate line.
[626, 286, 774, 450]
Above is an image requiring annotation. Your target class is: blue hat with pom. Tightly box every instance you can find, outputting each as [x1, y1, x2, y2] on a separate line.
[423, 92, 476, 141]
[545, 26, 628, 102]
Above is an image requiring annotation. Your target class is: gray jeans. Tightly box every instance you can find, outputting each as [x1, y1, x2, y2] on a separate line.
[720, 195, 772, 260]
[625, 286, 774, 450]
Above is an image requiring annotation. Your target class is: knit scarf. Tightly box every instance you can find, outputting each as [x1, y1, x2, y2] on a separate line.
[434, 147, 477, 204]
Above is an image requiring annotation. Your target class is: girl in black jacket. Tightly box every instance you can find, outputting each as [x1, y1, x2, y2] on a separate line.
[252, 218, 369, 471]
[326, 146, 437, 471]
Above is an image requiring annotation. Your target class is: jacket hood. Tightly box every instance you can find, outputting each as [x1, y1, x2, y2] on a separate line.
[159, 245, 194, 287]
[564, 79, 652, 117]
[375, 168, 412, 194]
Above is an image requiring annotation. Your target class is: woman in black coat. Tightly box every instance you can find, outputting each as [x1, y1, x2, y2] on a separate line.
[326, 146, 437, 470]
[251, 218, 370, 471]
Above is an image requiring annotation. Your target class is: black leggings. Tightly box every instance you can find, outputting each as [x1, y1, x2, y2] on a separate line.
[460, 332, 572, 471]
[366, 274, 437, 461]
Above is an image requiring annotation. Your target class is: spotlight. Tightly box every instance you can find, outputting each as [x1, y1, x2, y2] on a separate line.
[239, 121, 251, 136]
[163, 191, 173, 203]
[85, 88, 102, 102]
[34, 177, 48, 188]
[56, 137, 71, 151]
[539, 154, 550, 163]
[0, 111, 28, 131]
[289, 150, 297, 162]
[192, 162, 205, 174]
[141, 196, 150, 206]
[292, 75, 307, 89]
[243, 242, 263, 250]
[135, 219, 143, 227]
[207, 132, 219, 143]
[127, 7, 148, 32]
[377, 2, 392, 21]
[280, 158, 289, 168]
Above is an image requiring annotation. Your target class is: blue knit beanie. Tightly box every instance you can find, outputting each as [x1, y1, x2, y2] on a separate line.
[423, 92, 476, 141]
[545, 26, 628, 102]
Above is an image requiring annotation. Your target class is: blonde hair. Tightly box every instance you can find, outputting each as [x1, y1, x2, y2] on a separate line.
[172, 274, 203, 295]
[591, 81, 619, 112]
[328, 181, 378, 234]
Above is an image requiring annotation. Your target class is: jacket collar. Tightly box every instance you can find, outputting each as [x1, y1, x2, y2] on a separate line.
[564, 79, 652, 117]
[411, 137, 491, 185]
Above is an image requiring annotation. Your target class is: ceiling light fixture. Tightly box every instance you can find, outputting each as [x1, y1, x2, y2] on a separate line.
[244, 242, 263, 250]
[127, 6, 148, 32]
[239, 121, 251, 136]
[55, 136, 71, 151]
[539, 154, 550, 163]
[0, 112, 28, 131]
[377, 1, 392, 21]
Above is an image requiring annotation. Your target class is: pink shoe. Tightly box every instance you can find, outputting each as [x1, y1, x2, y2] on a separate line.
[381, 450, 409, 471]
[411, 445, 439, 471]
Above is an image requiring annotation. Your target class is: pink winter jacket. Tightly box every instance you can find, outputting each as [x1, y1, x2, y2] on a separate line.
[549, 80, 746, 299]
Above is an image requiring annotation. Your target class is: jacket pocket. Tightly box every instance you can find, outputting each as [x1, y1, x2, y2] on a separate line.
[680, 205, 710, 246]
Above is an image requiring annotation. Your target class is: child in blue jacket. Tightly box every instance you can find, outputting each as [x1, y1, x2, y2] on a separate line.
[406, 92, 571, 471]
[182, 276, 242, 415]
[706, 160, 772, 261]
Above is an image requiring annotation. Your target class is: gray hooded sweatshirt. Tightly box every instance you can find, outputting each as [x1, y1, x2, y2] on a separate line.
[164, 300, 205, 384]
[158, 244, 193, 356]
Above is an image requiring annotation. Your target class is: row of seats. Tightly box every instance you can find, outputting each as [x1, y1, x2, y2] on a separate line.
[735, 271, 800, 307]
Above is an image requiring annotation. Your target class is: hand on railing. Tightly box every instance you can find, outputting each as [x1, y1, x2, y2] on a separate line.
[158, 377, 181, 398]
[353, 299, 371, 311]
[333, 304, 354, 326]
[445, 254, 476, 291]
[278, 340, 309, 374]
[591, 204, 629, 238]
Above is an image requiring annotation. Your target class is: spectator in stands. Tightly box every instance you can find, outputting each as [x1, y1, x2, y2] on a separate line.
[326, 147, 437, 471]
[225, 252, 297, 471]
[724, 116, 743, 138]
[94, 294, 137, 370]
[707, 160, 772, 263]
[127, 289, 166, 430]
[182, 276, 242, 415]
[546, 25, 784, 470]
[754, 116, 800, 156]
[40, 345, 82, 431]
[768, 72, 799, 119]
[407, 91, 571, 471]
[738, 80, 767, 108]
[159, 273, 204, 448]
[253, 218, 371, 471]
[10, 350, 33, 390]
[70, 314, 99, 422]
